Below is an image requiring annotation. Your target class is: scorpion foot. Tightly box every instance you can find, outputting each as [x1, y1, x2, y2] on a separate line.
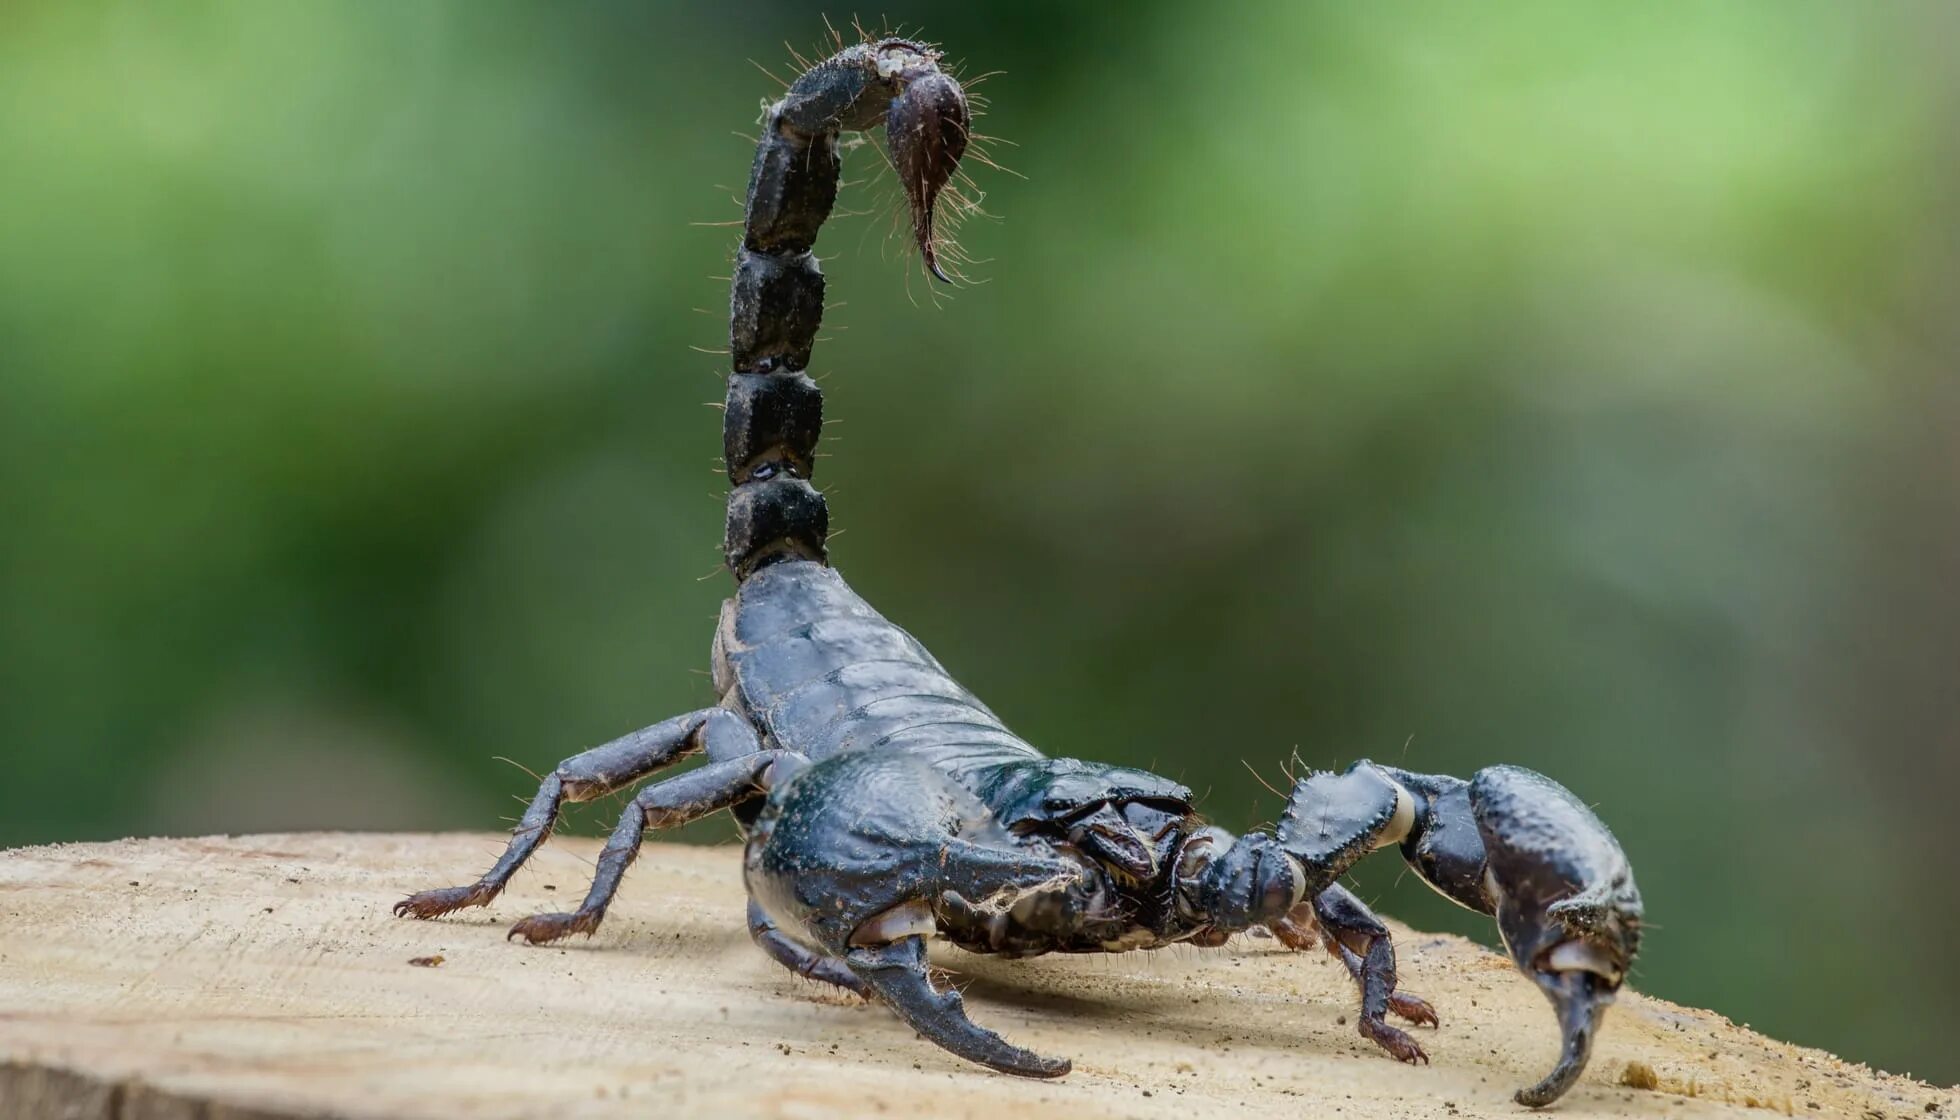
[507, 910, 601, 945]
[1389, 990, 1440, 1028]
[1359, 1016, 1430, 1065]
[1270, 908, 1441, 1029]
[393, 884, 494, 920]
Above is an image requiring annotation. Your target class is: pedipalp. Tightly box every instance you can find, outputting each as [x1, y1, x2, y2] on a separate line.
[1274, 759, 1644, 1105]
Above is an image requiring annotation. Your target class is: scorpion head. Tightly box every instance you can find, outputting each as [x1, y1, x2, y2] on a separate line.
[976, 758, 1198, 909]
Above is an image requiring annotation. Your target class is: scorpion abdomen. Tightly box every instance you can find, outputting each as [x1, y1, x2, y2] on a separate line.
[725, 562, 1033, 774]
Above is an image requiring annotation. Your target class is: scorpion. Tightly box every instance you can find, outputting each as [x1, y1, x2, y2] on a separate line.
[395, 34, 1643, 1108]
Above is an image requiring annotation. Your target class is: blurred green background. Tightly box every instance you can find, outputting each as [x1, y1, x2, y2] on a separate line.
[3, 0, 1956, 1087]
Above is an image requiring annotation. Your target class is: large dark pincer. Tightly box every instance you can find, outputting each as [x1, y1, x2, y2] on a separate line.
[1272, 760, 1642, 1105]
[1471, 766, 1642, 1107]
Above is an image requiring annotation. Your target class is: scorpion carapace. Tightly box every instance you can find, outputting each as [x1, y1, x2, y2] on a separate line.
[395, 33, 1642, 1107]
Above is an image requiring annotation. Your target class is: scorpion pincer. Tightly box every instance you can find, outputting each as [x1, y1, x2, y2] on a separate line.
[394, 33, 1642, 1107]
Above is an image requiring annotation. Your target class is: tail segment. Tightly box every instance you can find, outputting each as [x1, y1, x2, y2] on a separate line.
[723, 38, 970, 580]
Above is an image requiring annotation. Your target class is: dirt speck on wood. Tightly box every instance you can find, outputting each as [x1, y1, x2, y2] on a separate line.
[1621, 1060, 1660, 1091]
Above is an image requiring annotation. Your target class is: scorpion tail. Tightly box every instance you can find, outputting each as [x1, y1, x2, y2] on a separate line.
[723, 38, 970, 580]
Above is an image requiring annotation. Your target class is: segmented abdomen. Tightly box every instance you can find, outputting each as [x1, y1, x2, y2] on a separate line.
[720, 562, 1040, 771]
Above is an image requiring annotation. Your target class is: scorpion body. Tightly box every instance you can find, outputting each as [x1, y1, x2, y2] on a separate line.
[398, 35, 1642, 1107]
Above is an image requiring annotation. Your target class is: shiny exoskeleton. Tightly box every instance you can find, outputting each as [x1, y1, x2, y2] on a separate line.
[395, 34, 1642, 1108]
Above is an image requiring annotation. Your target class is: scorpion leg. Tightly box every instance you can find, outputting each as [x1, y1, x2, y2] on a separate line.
[845, 935, 1070, 1079]
[1270, 889, 1438, 1028]
[508, 750, 804, 945]
[1310, 885, 1430, 1063]
[747, 899, 868, 996]
[394, 707, 758, 920]
[1180, 824, 1428, 1062]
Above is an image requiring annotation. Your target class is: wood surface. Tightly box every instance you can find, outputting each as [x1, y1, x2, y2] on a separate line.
[0, 833, 1947, 1119]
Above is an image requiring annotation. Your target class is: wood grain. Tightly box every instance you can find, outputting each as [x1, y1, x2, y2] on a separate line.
[0, 833, 1947, 1119]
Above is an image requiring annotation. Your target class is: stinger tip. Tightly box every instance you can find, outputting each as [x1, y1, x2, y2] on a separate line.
[886, 69, 969, 284]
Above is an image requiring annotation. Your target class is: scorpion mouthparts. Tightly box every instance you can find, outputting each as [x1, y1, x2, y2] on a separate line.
[1070, 805, 1159, 884]
[887, 70, 969, 284]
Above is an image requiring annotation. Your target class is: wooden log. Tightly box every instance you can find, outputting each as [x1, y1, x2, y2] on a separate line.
[0, 833, 1946, 1119]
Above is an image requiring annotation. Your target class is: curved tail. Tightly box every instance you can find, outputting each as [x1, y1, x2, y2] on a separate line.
[722, 38, 970, 580]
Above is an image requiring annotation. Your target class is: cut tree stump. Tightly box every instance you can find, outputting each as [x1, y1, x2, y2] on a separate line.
[0, 833, 1947, 1119]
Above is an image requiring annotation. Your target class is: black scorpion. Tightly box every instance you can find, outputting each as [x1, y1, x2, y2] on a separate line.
[396, 35, 1643, 1108]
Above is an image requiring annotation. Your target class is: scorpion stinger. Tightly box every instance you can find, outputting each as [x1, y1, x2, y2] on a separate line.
[748, 37, 968, 285]
[1275, 761, 1644, 1106]
[395, 29, 1645, 1104]
[885, 64, 968, 282]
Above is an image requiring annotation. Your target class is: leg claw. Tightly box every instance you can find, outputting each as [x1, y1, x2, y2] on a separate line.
[507, 910, 600, 945]
[393, 884, 493, 920]
[1390, 990, 1440, 1028]
[1361, 1018, 1430, 1065]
